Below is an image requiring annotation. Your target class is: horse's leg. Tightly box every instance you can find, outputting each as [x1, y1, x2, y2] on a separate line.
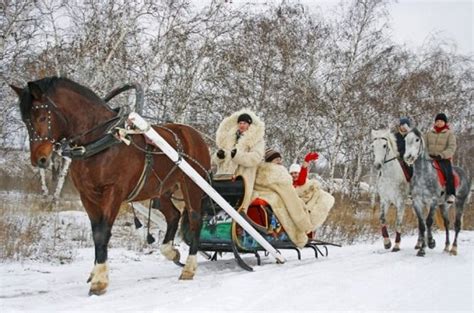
[379, 201, 391, 249]
[82, 189, 122, 295]
[426, 202, 437, 249]
[450, 204, 464, 256]
[439, 204, 451, 252]
[179, 179, 203, 280]
[412, 200, 426, 256]
[392, 200, 405, 252]
[158, 192, 182, 263]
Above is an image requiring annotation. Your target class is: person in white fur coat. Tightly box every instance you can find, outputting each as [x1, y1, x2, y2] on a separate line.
[289, 153, 335, 234]
[252, 149, 314, 247]
[213, 109, 265, 210]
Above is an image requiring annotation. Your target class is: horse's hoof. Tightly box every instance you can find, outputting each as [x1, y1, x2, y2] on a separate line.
[428, 239, 436, 249]
[391, 247, 400, 252]
[416, 249, 425, 257]
[449, 248, 458, 256]
[179, 272, 195, 280]
[173, 250, 181, 262]
[88, 283, 108, 296]
[89, 288, 107, 296]
[383, 239, 391, 249]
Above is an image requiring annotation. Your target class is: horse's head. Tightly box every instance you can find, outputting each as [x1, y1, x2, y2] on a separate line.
[10, 78, 69, 168]
[371, 129, 395, 170]
[403, 128, 423, 165]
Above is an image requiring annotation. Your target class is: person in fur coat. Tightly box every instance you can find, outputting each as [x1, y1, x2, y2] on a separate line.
[289, 152, 335, 232]
[253, 151, 313, 247]
[213, 109, 265, 210]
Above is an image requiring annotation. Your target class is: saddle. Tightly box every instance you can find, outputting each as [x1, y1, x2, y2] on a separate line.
[432, 160, 460, 189]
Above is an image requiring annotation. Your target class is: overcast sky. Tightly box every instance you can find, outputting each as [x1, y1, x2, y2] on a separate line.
[200, 0, 473, 55]
[387, 0, 473, 54]
[297, 0, 472, 54]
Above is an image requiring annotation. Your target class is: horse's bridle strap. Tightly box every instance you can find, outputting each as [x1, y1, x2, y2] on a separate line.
[373, 137, 397, 164]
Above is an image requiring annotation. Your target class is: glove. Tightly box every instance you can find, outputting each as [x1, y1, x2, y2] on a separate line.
[216, 149, 225, 159]
[304, 152, 319, 162]
[231, 149, 237, 158]
[429, 154, 441, 160]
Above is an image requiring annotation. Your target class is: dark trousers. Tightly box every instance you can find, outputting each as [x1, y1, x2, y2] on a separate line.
[437, 159, 455, 196]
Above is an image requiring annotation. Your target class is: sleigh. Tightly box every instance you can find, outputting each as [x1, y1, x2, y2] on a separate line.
[196, 175, 339, 271]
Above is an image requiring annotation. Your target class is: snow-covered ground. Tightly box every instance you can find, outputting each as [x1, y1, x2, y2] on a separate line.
[1, 231, 473, 313]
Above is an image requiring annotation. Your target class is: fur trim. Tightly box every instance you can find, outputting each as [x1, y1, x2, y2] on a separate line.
[215, 109, 265, 151]
[255, 163, 293, 187]
[296, 179, 334, 229]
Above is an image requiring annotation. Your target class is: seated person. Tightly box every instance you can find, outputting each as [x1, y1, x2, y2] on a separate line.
[289, 152, 335, 236]
[251, 148, 313, 247]
[213, 109, 265, 210]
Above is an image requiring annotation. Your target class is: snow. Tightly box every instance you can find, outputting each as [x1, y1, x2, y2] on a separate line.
[1, 231, 473, 313]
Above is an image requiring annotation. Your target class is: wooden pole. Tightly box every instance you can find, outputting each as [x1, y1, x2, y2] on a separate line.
[128, 113, 286, 264]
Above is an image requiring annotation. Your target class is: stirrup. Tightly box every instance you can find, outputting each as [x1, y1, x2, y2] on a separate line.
[446, 195, 455, 204]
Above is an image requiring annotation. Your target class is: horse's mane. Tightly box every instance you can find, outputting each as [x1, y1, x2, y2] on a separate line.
[19, 77, 104, 120]
[411, 127, 423, 139]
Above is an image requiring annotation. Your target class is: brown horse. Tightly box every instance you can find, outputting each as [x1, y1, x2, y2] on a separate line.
[10, 77, 210, 295]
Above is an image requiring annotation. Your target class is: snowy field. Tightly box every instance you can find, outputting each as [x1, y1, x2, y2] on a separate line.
[1, 231, 473, 313]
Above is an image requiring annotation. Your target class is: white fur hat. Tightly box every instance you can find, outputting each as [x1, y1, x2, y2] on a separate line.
[289, 163, 301, 173]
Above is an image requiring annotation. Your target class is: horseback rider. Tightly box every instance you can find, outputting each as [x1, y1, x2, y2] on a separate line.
[392, 117, 413, 179]
[425, 113, 457, 204]
[214, 109, 265, 210]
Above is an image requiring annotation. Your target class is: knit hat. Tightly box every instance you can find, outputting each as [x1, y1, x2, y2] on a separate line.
[265, 148, 281, 162]
[399, 117, 411, 127]
[237, 113, 252, 124]
[289, 163, 301, 173]
[435, 113, 447, 123]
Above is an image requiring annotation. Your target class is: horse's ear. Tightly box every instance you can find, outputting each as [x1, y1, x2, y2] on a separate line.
[9, 85, 23, 97]
[27, 82, 43, 100]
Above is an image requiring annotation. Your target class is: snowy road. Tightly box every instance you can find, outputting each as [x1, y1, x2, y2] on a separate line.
[1, 231, 473, 312]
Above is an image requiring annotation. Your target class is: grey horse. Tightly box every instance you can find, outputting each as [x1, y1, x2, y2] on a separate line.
[404, 128, 471, 256]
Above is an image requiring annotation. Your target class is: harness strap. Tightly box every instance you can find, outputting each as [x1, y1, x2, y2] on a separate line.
[59, 112, 129, 159]
[126, 145, 155, 202]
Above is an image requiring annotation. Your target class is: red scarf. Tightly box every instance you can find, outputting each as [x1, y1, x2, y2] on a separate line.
[434, 124, 449, 133]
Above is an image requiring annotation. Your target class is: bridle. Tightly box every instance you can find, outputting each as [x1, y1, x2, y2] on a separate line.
[405, 130, 424, 163]
[25, 96, 68, 144]
[26, 95, 122, 152]
[373, 136, 397, 165]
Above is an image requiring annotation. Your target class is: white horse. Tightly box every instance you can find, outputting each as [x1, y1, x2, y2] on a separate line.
[371, 129, 411, 251]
